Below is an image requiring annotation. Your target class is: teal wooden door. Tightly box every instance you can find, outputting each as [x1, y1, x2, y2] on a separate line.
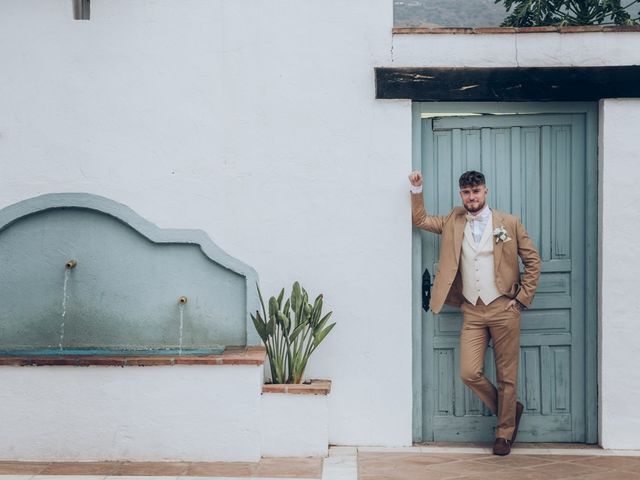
[414, 106, 598, 443]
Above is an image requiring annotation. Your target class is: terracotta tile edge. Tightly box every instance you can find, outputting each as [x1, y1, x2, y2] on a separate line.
[393, 25, 640, 34]
[262, 379, 332, 395]
[0, 346, 266, 367]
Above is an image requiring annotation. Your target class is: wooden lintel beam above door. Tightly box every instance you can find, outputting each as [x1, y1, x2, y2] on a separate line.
[375, 66, 640, 102]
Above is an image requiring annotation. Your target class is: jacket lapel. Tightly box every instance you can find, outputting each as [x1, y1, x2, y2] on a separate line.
[492, 209, 503, 270]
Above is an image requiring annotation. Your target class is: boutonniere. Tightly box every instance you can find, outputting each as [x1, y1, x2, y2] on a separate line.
[493, 226, 512, 243]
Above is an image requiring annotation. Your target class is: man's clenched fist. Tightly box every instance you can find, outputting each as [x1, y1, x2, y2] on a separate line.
[408, 171, 423, 187]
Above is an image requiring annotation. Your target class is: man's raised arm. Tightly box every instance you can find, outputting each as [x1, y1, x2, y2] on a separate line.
[409, 171, 448, 234]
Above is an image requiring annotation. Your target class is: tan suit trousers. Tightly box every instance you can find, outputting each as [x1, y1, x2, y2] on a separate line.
[460, 295, 520, 439]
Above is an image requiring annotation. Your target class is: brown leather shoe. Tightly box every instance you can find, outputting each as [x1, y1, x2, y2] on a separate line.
[493, 437, 512, 456]
[511, 401, 524, 444]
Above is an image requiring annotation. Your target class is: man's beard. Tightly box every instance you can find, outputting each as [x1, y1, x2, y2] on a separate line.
[464, 199, 486, 214]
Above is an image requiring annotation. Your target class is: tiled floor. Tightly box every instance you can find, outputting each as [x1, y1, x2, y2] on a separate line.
[358, 450, 640, 480]
[1, 446, 640, 480]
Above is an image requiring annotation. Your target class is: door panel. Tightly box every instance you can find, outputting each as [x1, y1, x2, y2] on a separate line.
[420, 112, 590, 442]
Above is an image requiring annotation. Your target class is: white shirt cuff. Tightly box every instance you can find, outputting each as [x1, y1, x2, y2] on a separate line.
[410, 185, 423, 194]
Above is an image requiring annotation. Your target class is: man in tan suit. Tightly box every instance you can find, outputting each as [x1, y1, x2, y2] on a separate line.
[409, 170, 541, 456]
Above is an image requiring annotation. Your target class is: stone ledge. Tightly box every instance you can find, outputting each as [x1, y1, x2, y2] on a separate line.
[393, 25, 640, 34]
[0, 346, 266, 367]
[262, 379, 331, 395]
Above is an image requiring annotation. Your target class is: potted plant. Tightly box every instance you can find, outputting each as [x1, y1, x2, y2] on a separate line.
[251, 281, 335, 384]
[252, 281, 335, 457]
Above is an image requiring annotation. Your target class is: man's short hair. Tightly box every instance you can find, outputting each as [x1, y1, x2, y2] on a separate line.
[459, 171, 486, 188]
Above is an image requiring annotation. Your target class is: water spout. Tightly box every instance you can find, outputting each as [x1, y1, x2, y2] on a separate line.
[178, 296, 187, 304]
[65, 259, 77, 269]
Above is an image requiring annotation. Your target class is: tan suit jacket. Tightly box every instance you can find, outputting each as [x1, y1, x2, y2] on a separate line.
[411, 192, 541, 314]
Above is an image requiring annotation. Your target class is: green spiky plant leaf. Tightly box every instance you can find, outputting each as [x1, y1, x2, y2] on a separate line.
[252, 281, 335, 384]
[250, 312, 268, 343]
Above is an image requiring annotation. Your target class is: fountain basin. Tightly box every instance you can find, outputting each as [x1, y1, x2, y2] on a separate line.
[0, 348, 225, 356]
[0, 345, 263, 367]
[0, 346, 266, 461]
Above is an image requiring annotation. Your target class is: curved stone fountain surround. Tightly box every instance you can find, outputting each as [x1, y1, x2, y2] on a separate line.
[0, 192, 260, 356]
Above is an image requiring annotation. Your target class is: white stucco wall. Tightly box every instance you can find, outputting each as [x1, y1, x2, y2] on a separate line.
[261, 393, 329, 457]
[0, 365, 262, 461]
[599, 98, 640, 450]
[0, 0, 412, 448]
[2, 0, 640, 453]
[391, 31, 640, 67]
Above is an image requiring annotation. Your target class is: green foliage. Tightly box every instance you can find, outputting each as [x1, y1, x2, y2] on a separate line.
[495, 0, 640, 26]
[250, 281, 336, 384]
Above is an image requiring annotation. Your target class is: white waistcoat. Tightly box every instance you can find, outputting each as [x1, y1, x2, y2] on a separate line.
[460, 220, 502, 305]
